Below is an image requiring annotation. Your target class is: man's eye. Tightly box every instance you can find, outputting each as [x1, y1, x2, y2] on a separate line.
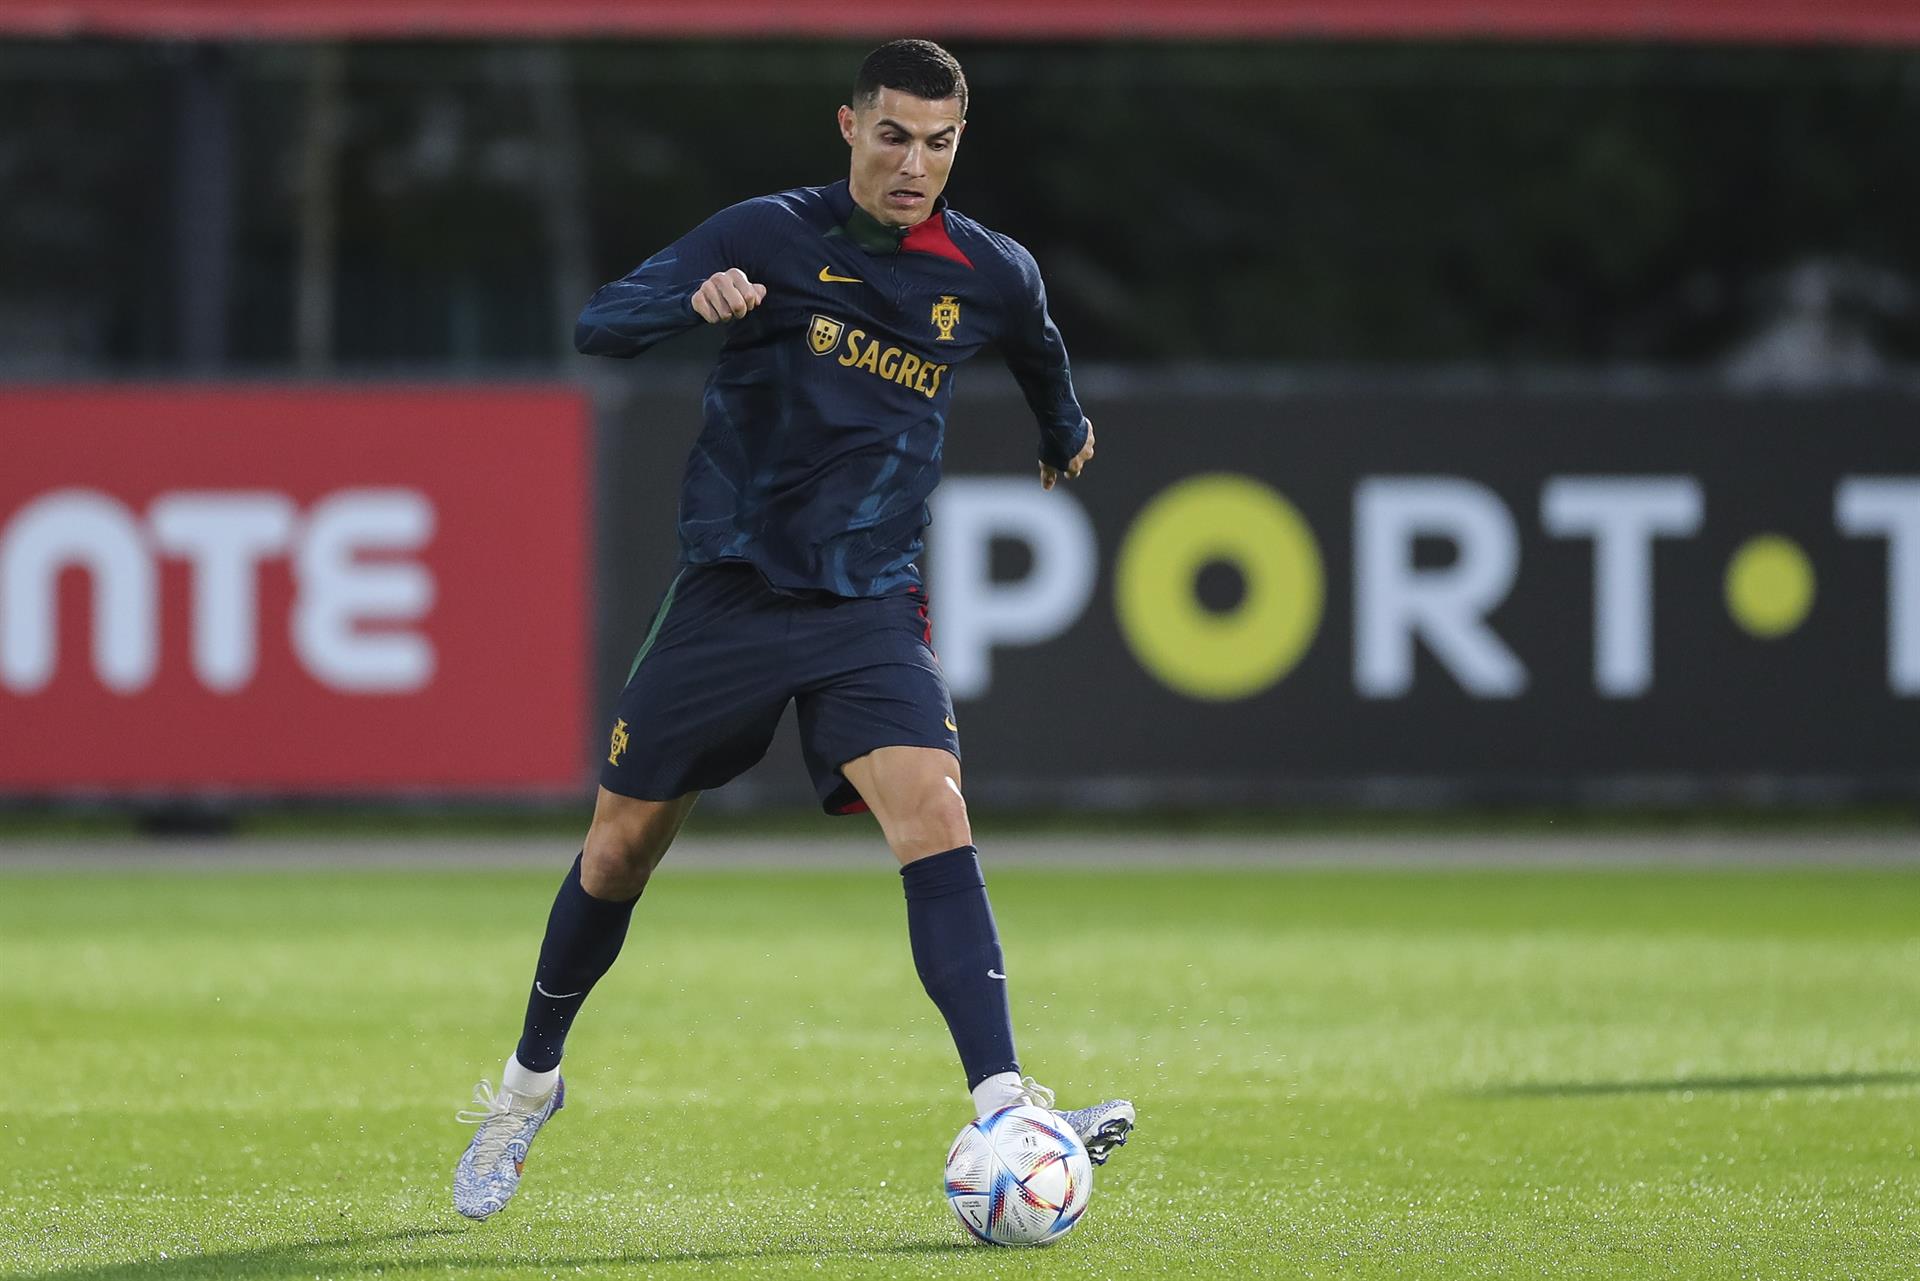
[931, 141, 949, 151]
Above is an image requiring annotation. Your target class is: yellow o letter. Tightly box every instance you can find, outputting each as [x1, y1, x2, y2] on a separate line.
[1114, 474, 1325, 701]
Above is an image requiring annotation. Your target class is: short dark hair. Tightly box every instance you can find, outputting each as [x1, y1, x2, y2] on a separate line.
[853, 39, 968, 117]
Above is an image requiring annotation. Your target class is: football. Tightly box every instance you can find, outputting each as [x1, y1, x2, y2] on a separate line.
[943, 1104, 1094, 1246]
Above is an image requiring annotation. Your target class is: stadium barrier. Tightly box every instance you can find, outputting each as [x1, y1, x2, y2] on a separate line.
[0, 387, 590, 798]
[3, 377, 1916, 806]
[601, 374, 1920, 807]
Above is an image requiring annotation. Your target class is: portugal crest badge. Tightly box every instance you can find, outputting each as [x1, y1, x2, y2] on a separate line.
[808, 313, 845, 356]
[931, 295, 961, 342]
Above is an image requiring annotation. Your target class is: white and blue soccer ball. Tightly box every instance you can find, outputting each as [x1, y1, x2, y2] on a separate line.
[943, 1104, 1093, 1246]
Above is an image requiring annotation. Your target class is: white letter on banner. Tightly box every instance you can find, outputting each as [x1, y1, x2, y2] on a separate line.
[1355, 477, 1526, 698]
[0, 489, 156, 694]
[149, 493, 297, 693]
[292, 489, 437, 693]
[1836, 477, 1920, 695]
[1541, 477, 1703, 698]
[928, 477, 1097, 700]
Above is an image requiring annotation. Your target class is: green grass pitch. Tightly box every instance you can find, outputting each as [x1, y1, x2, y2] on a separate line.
[5, 860, 1919, 1279]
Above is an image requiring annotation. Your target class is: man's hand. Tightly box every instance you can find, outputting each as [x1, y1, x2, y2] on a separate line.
[691, 268, 767, 323]
[1040, 419, 1095, 491]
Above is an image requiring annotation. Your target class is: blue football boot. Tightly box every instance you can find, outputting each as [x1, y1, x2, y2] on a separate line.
[452, 1075, 566, 1220]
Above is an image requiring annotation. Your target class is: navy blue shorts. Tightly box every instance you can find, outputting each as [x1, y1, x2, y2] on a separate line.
[599, 562, 961, 814]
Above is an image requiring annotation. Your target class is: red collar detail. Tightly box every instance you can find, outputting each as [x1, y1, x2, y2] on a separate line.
[900, 212, 974, 269]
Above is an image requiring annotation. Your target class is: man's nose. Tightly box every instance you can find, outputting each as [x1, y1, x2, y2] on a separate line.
[901, 144, 927, 176]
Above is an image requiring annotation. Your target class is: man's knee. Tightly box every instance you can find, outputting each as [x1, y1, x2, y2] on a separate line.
[893, 775, 972, 861]
[582, 789, 693, 895]
[583, 818, 650, 873]
[841, 746, 972, 861]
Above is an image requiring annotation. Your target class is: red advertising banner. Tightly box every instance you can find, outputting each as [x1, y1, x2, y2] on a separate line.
[3, 0, 1917, 42]
[0, 386, 590, 796]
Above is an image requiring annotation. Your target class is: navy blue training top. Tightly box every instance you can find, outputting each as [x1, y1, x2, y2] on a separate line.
[576, 179, 1089, 598]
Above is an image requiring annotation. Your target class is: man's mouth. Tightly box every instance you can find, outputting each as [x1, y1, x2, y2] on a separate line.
[887, 188, 926, 204]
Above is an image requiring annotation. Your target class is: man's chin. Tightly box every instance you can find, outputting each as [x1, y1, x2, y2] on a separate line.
[883, 189, 931, 218]
[873, 204, 932, 229]
[853, 181, 937, 228]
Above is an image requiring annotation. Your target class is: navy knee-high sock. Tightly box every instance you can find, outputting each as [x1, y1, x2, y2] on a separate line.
[902, 845, 1019, 1088]
[515, 853, 641, 1073]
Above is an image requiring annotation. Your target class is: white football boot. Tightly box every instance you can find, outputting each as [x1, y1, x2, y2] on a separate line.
[1011, 1076, 1136, 1166]
[452, 1076, 566, 1220]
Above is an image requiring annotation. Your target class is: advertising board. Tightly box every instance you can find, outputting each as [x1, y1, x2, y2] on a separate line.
[0, 387, 590, 795]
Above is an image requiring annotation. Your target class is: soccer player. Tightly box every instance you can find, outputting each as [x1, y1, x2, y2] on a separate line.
[453, 38, 1131, 1220]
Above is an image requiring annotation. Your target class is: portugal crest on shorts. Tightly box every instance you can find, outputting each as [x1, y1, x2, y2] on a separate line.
[808, 313, 844, 356]
[931, 295, 961, 342]
[608, 718, 630, 767]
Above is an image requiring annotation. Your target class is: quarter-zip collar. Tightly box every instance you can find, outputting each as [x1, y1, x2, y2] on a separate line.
[826, 179, 947, 255]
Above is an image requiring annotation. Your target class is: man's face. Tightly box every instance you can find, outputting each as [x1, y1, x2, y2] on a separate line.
[838, 87, 966, 227]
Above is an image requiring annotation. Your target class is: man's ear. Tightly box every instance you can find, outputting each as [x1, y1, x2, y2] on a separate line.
[837, 104, 857, 146]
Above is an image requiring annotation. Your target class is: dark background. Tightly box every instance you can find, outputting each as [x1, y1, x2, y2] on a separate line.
[5, 40, 1918, 374]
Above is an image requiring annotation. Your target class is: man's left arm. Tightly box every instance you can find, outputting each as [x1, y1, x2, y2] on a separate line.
[994, 241, 1094, 490]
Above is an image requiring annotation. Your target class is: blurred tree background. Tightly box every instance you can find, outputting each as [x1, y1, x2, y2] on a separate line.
[2, 39, 1916, 373]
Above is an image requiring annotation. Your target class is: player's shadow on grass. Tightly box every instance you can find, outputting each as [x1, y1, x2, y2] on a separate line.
[25, 1227, 969, 1280]
[1475, 1069, 1920, 1098]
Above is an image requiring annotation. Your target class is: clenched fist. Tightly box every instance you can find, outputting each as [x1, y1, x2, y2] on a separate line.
[691, 268, 767, 323]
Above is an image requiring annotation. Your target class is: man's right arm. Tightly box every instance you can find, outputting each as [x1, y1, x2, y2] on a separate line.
[574, 202, 771, 358]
